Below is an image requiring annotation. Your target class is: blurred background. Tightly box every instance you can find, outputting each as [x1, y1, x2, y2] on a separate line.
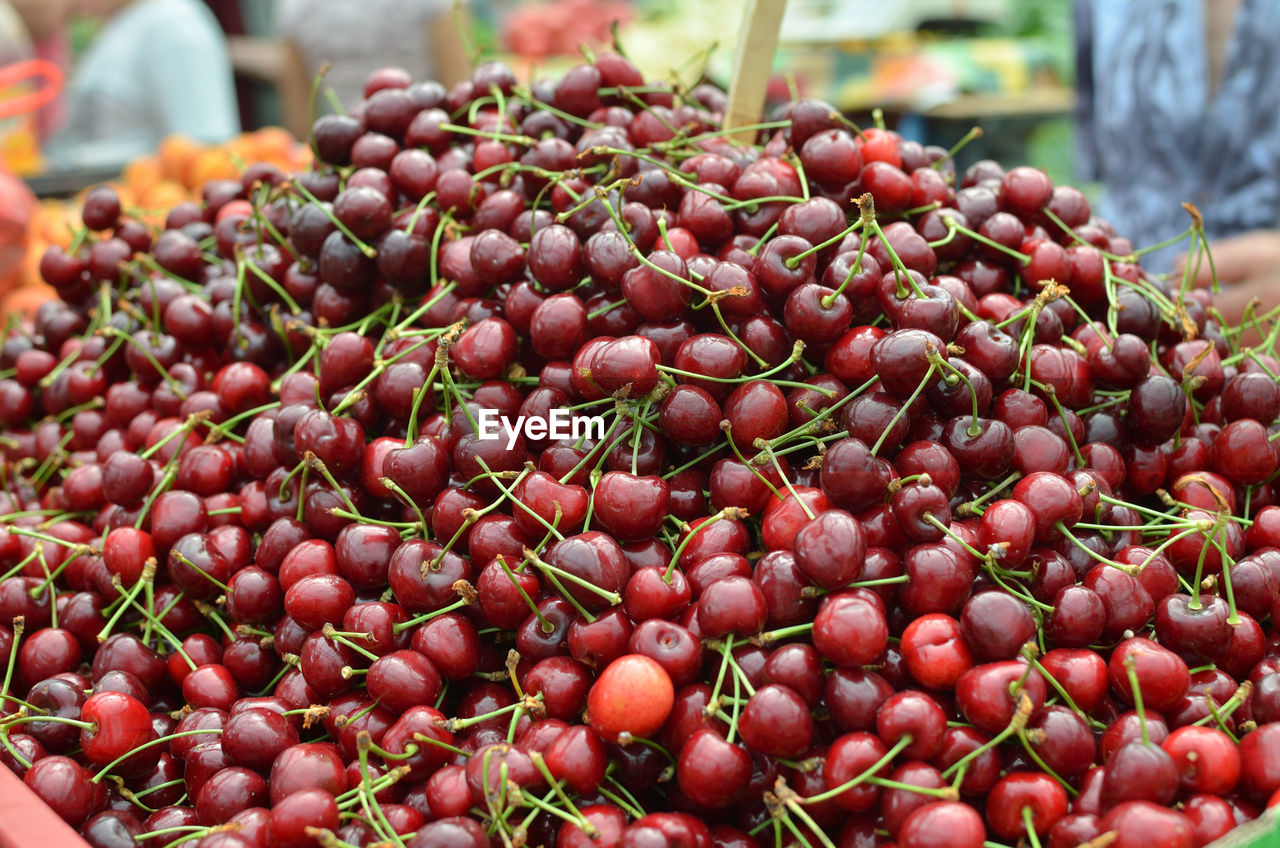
[0, 0, 1079, 311]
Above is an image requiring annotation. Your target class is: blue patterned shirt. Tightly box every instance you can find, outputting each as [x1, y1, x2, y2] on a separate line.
[1075, 0, 1280, 267]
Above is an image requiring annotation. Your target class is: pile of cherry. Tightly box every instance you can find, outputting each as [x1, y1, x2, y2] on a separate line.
[1, 51, 1278, 848]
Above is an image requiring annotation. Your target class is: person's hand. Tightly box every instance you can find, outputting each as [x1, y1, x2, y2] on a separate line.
[1171, 230, 1280, 331]
[1176, 229, 1280, 289]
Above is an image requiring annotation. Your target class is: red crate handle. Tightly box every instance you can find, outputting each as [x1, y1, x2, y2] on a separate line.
[0, 58, 64, 121]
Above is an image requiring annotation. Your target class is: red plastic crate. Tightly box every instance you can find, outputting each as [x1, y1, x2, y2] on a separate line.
[0, 763, 91, 848]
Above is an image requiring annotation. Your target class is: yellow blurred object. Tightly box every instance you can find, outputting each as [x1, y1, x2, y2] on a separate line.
[15, 128, 313, 313]
[0, 59, 63, 177]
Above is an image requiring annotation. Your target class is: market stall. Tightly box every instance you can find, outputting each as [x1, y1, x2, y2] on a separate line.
[0, 3, 1275, 848]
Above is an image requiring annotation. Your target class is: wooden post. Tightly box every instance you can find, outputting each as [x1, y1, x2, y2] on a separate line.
[723, 0, 789, 135]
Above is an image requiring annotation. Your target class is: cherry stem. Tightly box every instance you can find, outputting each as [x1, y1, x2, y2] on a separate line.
[599, 779, 646, 819]
[587, 298, 628, 320]
[103, 327, 191, 399]
[931, 354, 982, 435]
[0, 712, 93, 731]
[439, 122, 533, 146]
[871, 362, 936, 456]
[322, 623, 380, 663]
[660, 119, 794, 153]
[946, 218, 1031, 266]
[29, 430, 73, 491]
[800, 734, 913, 805]
[241, 253, 302, 315]
[523, 548, 619, 616]
[289, 180, 376, 257]
[391, 280, 456, 335]
[169, 551, 228, 593]
[1039, 207, 1124, 264]
[1118, 656, 1150, 747]
[133, 826, 207, 844]
[354, 732, 408, 848]
[429, 507, 482, 567]
[1095, 491, 1181, 523]
[334, 767, 410, 809]
[1035, 382, 1087, 466]
[275, 456, 309, 501]
[92, 728, 223, 783]
[391, 587, 474, 634]
[130, 777, 186, 803]
[866, 776, 955, 798]
[664, 508, 749, 582]
[311, 458, 368, 522]
[528, 751, 596, 835]
[531, 503, 566, 556]
[1022, 805, 1045, 848]
[378, 476, 429, 533]
[120, 589, 194, 668]
[784, 219, 864, 270]
[304, 828, 360, 848]
[1207, 530, 1241, 625]
[476, 457, 562, 543]
[822, 231, 871, 308]
[479, 749, 514, 816]
[1187, 517, 1223, 611]
[765, 375, 877, 452]
[1198, 681, 1251, 741]
[942, 693, 1034, 780]
[0, 550, 39, 587]
[0, 616, 23, 714]
[719, 423, 781, 501]
[496, 553, 551, 633]
[922, 513, 985, 560]
[440, 366, 477, 433]
[134, 463, 179, 531]
[757, 441, 814, 520]
[932, 126, 983, 169]
[410, 731, 469, 759]
[520, 790, 590, 828]
[708, 638, 736, 718]
[980, 560, 1054, 612]
[779, 801, 837, 848]
[1027, 654, 1102, 729]
[96, 561, 156, 643]
[656, 358, 825, 395]
[1015, 727, 1078, 797]
[861, 197, 926, 299]
[1053, 522, 1130, 573]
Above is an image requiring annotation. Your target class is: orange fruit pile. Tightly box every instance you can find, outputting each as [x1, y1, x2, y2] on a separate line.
[8, 128, 311, 319]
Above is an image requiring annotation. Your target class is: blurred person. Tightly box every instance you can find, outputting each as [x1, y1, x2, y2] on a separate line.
[1075, 0, 1280, 324]
[276, 0, 472, 114]
[0, 1, 32, 65]
[7, 0, 71, 139]
[44, 0, 239, 170]
[8, 0, 71, 138]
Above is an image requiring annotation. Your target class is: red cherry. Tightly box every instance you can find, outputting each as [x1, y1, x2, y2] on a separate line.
[986, 771, 1069, 840]
[899, 801, 986, 848]
[80, 690, 156, 768]
[1162, 725, 1241, 796]
[675, 727, 752, 809]
[900, 613, 973, 690]
[586, 654, 674, 743]
[1101, 801, 1195, 848]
